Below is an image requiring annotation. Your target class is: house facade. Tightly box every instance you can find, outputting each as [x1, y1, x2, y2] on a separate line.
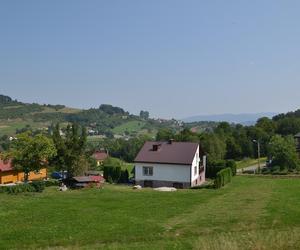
[134, 141, 206, 189]
[0, 160, 47, 184]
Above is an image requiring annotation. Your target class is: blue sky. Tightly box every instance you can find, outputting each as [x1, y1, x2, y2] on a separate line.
[1, 0, 300, 118]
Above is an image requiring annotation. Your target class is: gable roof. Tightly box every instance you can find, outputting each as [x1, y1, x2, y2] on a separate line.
[134, 141, 199, 165]
[92, 151, 108, 161]
[0, 159, 13, 172]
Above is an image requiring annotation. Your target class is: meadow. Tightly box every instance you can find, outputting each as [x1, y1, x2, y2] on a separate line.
[1, 176, 300, 249]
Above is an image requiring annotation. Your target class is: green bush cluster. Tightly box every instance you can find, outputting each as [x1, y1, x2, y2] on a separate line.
[214, 168, 232, 189]
[44, 179, 60, 187]
[0, 181, 46, 194]
[103, 165, 129, 183]
[206, 160, 237, 178]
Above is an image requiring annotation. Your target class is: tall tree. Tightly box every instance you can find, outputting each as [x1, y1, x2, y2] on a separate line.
[51, 123, 88, 177]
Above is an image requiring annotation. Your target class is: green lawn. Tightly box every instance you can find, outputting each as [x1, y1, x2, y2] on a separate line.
[112, 121, 146, 135]
[236, 157, 267, 169]
[1, 177, 300, 249]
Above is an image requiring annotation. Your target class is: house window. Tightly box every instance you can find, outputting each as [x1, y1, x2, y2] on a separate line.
[194, 166, 197, 175]
[143, 167, 153, 176]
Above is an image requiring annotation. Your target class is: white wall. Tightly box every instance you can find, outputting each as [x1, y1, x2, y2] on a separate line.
[135, 162, 191, 183]
[191, 146, 200, 182]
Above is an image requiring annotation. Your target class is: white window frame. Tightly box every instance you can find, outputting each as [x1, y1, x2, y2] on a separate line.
[143, 166, 153, 176]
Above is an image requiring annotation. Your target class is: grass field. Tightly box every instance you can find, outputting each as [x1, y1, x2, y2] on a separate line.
[112, 121, 146, 135]
[236, 157, 267, 169]
[1, 176, 300, 249]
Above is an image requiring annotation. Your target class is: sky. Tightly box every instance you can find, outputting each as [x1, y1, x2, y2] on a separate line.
[1, 0, 300, 119]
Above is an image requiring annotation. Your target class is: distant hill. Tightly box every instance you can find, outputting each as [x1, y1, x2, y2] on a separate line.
[0, 94, 182, 138]
[183, 113, 278, 125]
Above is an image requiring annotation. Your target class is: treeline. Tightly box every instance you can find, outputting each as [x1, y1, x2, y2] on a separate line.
[155, 112, 300, 172]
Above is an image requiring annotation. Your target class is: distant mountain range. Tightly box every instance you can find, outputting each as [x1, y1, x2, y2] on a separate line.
[182, 113, 278, 125]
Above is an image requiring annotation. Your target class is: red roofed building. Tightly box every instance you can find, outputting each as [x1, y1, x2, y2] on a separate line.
[134, 140, 206, 189]
[0, 159, 47, 184]
[92, 150, 109, 166]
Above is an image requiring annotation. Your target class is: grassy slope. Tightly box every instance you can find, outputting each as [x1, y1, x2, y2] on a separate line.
[0, 106, 81, 136]
[236, 157, 267, 169]
[1, 177, 300, 249]
[112, 120, 146, 135]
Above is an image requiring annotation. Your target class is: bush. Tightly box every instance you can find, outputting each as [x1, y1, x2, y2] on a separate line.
[103, 165, 121, 183]
[44, 179, 60, 187]
[226, 160, 237, 176]
[29, 181, 45, 192]
[206, 160, 236, 178]
[214, 168, 232, 189]
[0, 183, 35, 194]
[0, 181, 47, 194]
[119, 169, 129, 183]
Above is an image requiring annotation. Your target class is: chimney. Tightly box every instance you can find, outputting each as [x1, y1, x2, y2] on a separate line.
[168, 139, 174, 144]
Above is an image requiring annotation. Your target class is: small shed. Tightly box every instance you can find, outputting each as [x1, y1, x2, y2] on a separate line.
[71, 175, 105, 188]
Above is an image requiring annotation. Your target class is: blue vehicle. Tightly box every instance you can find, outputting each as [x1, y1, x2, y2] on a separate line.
[51, 171, 68, 180]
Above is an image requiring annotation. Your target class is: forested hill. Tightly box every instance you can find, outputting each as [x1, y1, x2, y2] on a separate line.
[0, 94, 182, 137]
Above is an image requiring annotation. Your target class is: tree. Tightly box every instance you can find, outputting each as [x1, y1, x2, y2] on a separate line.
[51, 123, 88, 177]
[156, 128, 175, 141]
[200, 133, 226, 163]
[5, 132, 57, 182]
[276, 118, 300, 136]
[268, 135, 300, 171]
[139, 110, 150, 119]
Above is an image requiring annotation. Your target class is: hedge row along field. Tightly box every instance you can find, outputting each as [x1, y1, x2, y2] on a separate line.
[214, 167, 232, 189]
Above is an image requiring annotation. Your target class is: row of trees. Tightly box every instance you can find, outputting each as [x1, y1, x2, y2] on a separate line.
[1, 123, 93, 182]
[155, 115, 300, 171]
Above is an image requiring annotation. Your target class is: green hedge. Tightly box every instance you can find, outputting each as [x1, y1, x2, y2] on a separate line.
[103, 165, 129, 183]
[226, 160, 237, 176]
[206, 160, 237, 178]
[214, 168, 232, 189]
[0, 181, 46, 194]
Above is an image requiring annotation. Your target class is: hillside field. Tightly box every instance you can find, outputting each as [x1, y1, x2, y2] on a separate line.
[1, 176, 300, 249]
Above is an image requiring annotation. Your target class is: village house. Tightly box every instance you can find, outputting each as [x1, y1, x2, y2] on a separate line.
[134, 140, 206, 189]
[92, 149, 109, 166]
[0, 159, 47, 185]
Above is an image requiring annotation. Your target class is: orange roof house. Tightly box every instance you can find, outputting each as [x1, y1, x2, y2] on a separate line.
[0, 159, 47, 185]
[92, 150, 109, 166]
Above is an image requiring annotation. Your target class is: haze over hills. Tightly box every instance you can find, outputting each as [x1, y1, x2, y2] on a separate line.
[183, 113, 278, 125]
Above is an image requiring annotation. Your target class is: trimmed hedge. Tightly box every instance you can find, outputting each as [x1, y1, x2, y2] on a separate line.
[214, 167, 232, 189]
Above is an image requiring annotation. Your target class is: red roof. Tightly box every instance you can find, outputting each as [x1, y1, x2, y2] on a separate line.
[92, 151, 108, 161]
[0, 159, 13, 172]
[134, 141, 199, 165]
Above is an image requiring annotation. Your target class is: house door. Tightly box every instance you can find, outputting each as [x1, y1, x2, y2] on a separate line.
[144, 180, 153, 188]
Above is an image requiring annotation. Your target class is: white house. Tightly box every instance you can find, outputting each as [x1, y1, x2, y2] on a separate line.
[134, 140, 206, 188]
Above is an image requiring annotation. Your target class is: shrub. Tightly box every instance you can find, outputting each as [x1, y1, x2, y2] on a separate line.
[119, 169, 129, 183]
[103, 165, 122, 183]
[44, 179, 60, 187]
[29, 181, 45, 192]
[226, 160, 237, 176]
[206, 160, 236, 178]
[214, 168, 232, 189]
[0, 183, 35, 194]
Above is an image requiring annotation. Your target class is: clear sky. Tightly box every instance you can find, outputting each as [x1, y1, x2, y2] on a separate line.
[1, 0, 300, 118]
